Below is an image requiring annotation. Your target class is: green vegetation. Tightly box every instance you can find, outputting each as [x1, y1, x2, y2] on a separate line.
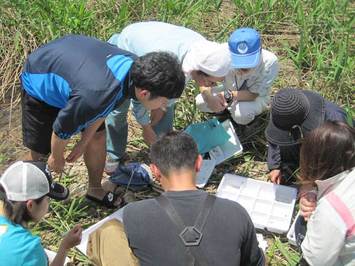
[0, 0, 354, 265]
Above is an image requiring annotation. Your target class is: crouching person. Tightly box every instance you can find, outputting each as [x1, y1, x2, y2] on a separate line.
[196, 28, 279, 126]
[265, 88, 347, 184]
[0, 161, 82, 266]
[87, 131, 265, 266]
[296, 121, 355, 266]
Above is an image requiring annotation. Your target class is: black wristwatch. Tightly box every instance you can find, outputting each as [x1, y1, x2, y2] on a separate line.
[224, 89, 234, 106]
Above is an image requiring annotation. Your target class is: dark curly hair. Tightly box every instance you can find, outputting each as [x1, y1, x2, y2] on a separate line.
[130, 52, 185, 99]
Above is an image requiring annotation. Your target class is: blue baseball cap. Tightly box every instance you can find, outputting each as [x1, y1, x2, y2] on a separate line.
[228, 28, 261, 69]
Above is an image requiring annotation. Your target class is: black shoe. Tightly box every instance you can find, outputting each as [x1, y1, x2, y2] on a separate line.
[207, 109, 231, 123]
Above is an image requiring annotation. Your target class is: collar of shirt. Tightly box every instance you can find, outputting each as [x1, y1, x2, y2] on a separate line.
[315, 168, 353, 198]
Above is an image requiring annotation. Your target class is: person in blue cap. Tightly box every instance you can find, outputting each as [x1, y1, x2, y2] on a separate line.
[196, 27, 279, 126]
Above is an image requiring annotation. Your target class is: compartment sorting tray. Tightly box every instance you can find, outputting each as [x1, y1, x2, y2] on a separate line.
[216, 174, 298, 234]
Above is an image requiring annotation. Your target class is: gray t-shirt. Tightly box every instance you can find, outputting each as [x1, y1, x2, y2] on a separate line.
[123, 190, 264, 266]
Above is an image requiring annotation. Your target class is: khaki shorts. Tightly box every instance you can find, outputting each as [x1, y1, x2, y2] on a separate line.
[87, 220, 138, 266]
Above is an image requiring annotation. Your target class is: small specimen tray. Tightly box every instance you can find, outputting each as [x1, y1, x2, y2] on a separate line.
[217, 174, 297, 233]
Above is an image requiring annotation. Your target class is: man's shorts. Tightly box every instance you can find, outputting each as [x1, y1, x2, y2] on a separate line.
[21, 90, 105, 155]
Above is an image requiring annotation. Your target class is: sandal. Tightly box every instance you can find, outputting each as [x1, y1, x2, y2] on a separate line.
[85, 192, 123, 209]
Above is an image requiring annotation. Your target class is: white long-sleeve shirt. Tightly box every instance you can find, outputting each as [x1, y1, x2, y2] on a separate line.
[301, 168, 355, 266]
[109, 21, 205, 125]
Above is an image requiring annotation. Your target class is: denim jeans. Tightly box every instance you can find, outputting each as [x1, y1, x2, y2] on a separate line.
[105, 99, 175, 161]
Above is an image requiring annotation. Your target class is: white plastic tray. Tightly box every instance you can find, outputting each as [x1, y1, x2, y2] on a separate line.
[196, 120, 243, 188]
[216, 174, 297, 234]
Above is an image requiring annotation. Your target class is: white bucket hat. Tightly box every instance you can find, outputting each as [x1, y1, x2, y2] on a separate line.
[182, 41, 231, 77]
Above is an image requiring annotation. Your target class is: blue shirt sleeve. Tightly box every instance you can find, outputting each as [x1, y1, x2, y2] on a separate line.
[267, 142, 281, 170]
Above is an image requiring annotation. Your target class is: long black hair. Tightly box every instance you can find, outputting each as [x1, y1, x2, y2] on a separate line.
[0, 185, 45, 226]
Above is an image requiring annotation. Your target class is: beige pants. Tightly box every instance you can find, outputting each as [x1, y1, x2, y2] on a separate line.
[87, 220, 139, 266]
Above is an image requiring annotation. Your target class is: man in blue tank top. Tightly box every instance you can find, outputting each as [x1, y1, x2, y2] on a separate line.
[21, 35, 185, 207]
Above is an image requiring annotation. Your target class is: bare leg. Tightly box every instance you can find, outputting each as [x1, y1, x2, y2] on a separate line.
[84, 130, 106, 199]
[84, 130, 121, 206]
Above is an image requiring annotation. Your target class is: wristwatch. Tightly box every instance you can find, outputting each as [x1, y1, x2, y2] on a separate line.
[224, 89, 234, 106]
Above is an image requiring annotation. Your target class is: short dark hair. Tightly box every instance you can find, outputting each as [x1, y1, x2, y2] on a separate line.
[196, 70, 209, 77]
[299, 121, 355, 183]
[0, 185, 45, 226]
[150, 131, 199, 177]
[131, 52, 185, 99]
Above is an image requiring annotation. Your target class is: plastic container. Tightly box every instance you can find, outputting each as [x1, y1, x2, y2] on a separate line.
[217, 174, 298, 233]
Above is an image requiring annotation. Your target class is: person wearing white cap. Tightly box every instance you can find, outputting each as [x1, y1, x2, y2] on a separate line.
[195, 27, 279, 126]
[105, 21, 231, 173]
[0, 161, 82, 266]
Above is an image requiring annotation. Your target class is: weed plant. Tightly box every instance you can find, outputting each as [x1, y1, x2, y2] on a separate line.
[0, 0, 354, 265]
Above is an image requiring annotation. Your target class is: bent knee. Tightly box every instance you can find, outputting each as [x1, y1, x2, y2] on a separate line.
[231, 113, 255, 125]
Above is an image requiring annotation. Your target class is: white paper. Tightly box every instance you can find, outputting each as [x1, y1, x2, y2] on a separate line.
[45, 249, 70, 265]
[196, 119, 243, 188]
[196, 158, 216, 188]
[209, 120, 243, 165]
[287, 211, 300, 246]
[76, 207, 124, 255]
[256, 234, 268, 252]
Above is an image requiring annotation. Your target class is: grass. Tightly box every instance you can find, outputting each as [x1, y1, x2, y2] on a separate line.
[0, 0, 354, 265]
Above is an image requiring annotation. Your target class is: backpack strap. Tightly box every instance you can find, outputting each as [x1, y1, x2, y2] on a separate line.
[326, 192, 355, 238]
[155, 194, 216, 266]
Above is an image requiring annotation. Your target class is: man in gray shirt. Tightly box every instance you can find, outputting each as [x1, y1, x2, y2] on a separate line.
[88, 132, 264, 265]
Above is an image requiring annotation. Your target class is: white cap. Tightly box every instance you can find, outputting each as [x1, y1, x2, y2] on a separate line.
[0, 161, 69, 201]
[182, 41, 231, 77]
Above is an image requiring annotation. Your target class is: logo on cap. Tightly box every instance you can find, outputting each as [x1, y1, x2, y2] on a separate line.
[237, 42, 248, 54]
